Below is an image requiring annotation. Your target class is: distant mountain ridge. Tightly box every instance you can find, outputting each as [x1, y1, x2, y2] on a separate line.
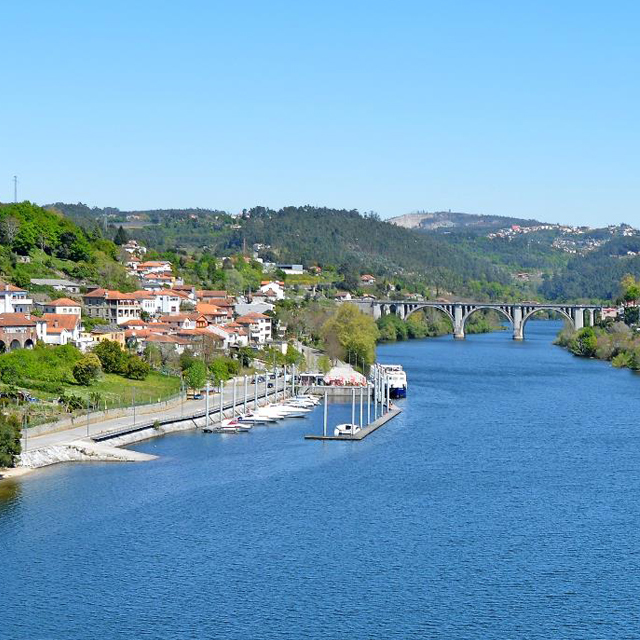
[388, 210, 542, 233]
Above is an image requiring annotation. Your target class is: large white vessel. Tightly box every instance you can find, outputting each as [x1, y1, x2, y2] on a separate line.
[378, 364, 407, 399]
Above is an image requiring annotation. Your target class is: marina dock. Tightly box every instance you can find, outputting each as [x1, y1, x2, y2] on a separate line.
[304, 404, 402, 441]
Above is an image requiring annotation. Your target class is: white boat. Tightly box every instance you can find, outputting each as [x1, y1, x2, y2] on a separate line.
[222, 418, 252, 429]
[237, 414, 271, 425]
[294, 395, 320, 405]
[256, 404, 308, 418]
[254, 407, 289, 420]
[377, 364, 407, 399]
[286, 400, 316, 409]
[334, 423, 361, 437]
[280, 404, 312, 413]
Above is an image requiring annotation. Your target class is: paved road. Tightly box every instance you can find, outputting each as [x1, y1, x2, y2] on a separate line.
[24, 375, 292, 452]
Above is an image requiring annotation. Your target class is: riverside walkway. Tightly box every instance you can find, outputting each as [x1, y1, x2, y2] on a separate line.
[22, 376, 285, 453]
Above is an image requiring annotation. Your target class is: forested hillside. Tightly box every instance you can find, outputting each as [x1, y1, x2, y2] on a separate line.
[224, 206, 521, 297]
[541, 237, 640, 301]
[45, 202, 229, 228]
[43, 201, 640, 302]
[0, 202, 134, 290]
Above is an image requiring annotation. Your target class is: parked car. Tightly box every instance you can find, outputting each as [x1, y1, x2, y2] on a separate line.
[192, 393, 203, 400]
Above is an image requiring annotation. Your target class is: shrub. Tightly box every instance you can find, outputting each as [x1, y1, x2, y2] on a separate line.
[125, 356, 150, 381]
[0, 414, 21, 468]
[569, 327, 599, 358]
[611, 352, 631, 368]
[73, 353, 102, 386]
[58, 392, 84, 412]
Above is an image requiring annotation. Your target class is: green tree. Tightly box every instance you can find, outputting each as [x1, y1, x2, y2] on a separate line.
[406, 313, 429, 338]
[284, 343, 304, 366]
[125, 356, 150, 380]
[236, 346, 254, 368]
[143, 344, 162, 369]
[317, 354, 332, 373]
[94, 340, 128, 374]
[72, 353, 102, 386]
[569, 327, 598, 357]
[114, 225, 129, 245]
[208, 359, 231, 386]
[0, 414, 21, 468]
[184, 360, 207, 392]
[376, 314, 408, 341]
[321, 303, 379, 365]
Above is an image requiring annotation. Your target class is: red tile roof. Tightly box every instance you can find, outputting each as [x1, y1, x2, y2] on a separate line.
[84, 288, 138, 300]
[0, 313, 36, 327]
[42, 313, 80, 333]
[47, 298, 81, 307]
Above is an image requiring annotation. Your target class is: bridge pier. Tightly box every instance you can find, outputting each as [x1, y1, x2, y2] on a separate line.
[512, 306, 524, 340]
[453, 305, 465, 339]
[573, 308, 584, 331]
[587, 308, 595, 327]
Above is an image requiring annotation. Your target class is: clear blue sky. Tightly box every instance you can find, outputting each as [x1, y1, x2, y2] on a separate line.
[2, 1, 638, 226]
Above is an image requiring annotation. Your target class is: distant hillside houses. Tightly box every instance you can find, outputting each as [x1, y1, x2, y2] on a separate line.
[30, 278, 82, 293]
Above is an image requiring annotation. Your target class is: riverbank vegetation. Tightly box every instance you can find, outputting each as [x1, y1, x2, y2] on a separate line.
[376, 309, 507, 342]
[556, 323, 640, 370]
[0, 414, 21, 468]
[555, 274, 640, 370]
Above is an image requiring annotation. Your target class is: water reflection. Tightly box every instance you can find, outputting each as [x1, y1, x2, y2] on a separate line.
[0, 479, 21, 512]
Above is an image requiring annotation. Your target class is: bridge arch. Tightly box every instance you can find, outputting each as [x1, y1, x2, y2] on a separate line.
[520, 307, 573, 339]
[462, 306, 514, 335]
[405, 304, 455, 325]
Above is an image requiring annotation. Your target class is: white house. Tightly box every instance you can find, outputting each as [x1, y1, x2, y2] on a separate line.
[133, 291, 181, 316]
[122, 240, 147, 255]
[0, 283, 33, 314]
[152, 292, 181, 315]
[258, 281, 285, 300]
[158, 314, 197, 330]
[235, 312, 271, 344]
[136, 260, 173, 275]
[140, 274, 177, 290]
[42, 313, 82, 346]
[43, 298, 82, 316]
[208, 324, 249, 348]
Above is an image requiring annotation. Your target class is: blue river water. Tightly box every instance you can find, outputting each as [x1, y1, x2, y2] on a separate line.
[2, 320, 640, 639]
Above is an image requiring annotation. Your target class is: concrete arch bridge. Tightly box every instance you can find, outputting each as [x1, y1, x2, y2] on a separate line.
[349, 299, 602, 340]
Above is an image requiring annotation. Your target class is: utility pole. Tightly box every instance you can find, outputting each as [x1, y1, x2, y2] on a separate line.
[13, 175, 17, 203]
[243, 375, 248, 414]
[205, 381, 210, 429]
